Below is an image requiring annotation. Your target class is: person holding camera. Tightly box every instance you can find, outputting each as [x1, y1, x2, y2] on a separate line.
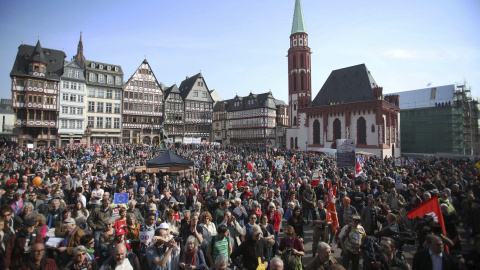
[146, 225, 177, 270]
[379, 237, 409, 270]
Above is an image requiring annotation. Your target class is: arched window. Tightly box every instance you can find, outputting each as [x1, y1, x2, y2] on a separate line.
[293, 116, 297, 126]
[301, 54, 304, 67]
[333, 118, 341, 140]
[295, 137, 298, 149]
[313, 120, 320, 144]
[293, 55, 296, 69]
[357, 117, 367, 144]
[301, 73, 304, 90]
[293, 76, 297, 91]
[290, 137, 294, 148]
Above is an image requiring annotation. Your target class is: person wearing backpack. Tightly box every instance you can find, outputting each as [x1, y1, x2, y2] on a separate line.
[278, 226, 305, 270]
[338, 215, 366, 270]
[206, 225, 232, 268]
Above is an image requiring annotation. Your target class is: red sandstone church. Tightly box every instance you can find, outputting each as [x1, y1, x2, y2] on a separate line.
[286, 0, 401, 158]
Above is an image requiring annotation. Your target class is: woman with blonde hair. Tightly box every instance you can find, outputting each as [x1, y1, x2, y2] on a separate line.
[199, 211, 216, 236]
[33, 214, 49, 238]
[124, 213, 140, 241]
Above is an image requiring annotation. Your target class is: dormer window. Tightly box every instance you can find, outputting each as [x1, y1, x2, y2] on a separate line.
[91, 63, 96, 68]
[115, 67, 118, 72]
[107, 66, 111, 71]
[40, 66, 44, 73]
[99, 64, 104, 69]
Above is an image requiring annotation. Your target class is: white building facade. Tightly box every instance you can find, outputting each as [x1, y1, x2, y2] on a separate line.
[58, 60, 86, 146]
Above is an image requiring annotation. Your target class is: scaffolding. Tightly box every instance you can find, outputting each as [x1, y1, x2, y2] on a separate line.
[399, 82, 478, 155]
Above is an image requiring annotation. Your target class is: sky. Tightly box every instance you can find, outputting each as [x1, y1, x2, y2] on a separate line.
[0, 0, 479, 104]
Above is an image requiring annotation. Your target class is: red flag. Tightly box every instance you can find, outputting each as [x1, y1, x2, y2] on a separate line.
[292, 156, 296, 164]
[405, 195, 449, 252]
[355, 158, 363, 177]
[326, 181, 340, 232]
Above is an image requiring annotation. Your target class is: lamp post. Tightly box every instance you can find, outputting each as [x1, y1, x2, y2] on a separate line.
[305, 141, 308, 151]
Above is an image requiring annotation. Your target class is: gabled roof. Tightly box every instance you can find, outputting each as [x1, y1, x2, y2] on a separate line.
[178, 73, 204, 99]
[291, 0, 307, 35]
[164, 84, 180, 99]
[10, 43, 66, 80]
[123, 59, 161, 91]
[311, 64, 378, 107]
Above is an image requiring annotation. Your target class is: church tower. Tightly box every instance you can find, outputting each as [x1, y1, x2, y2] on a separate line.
[288, 0, 311, 127]
[74, 32, 86, 68]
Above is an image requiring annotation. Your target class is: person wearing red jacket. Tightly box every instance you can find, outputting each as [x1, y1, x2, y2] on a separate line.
[265, 203, 281, 233]
[20, 243, 58, 270]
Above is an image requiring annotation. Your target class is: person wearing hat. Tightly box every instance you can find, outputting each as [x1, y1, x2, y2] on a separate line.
[57, 217, 85, 264]
[231, 224, 275, 270]
[4, 218, 43, 270]
[338, 215, 366, 270]
[106, 228, 132, 256]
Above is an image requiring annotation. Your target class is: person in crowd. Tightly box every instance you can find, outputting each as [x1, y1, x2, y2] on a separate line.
[361, 196, 381, 236]
[99, 218, 116, 261]
[338, 215, 365, 270]
[213, 201, 229, 226]
[64, 245, 100, 270]
[231, 224, 275, 270]
[114, 207, 127, 229]
[100, 243, 141, 270]
[200, 211, 217, 237]
[107, 228, 132, 256]
[79, 234, 96, 260]
[19, 243, 58, 270]
[312, 200, 329, 256]
[57, 217, 85, 264]
[337, 197, 358, 229]
[265, 202, 281, 235]
[269, 257, 284, 270]
[181, 212, 208, 247]
[126, 199, 144, 224]
[219, 211, 242, 250]
[206, 224, 232, 268]
[44, 199, 63, 229]
[287, 206, 305, 240]
[305, 242, 344, 270]
[412, 234, 459, 270]
[146, 226, 177, 270]
[87, 197, 113, 249]
[72, 200, 89, 229]
[379, 237, 409, 270]
[4, 218, 43, 269]
[14, 202, 37, 227]
[124, 213, 140, 241]
[212, 255, 228, 270]
[278, 226, 305, 270]
[179, 235, 207, 270]
[231, 198, 248, 227]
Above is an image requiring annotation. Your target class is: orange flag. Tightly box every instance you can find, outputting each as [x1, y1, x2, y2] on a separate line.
[326, 181, 340, 232]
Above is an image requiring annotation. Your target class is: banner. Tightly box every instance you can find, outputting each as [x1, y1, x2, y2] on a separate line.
[326, 181, 340, 232]
[336, 139, 356, 167]
[113, 193, 129, 204]
[139, 231, 155, 243]
[405, 195, 448, 252]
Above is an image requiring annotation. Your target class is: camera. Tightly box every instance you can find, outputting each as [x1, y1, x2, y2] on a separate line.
[361, 237, 388, 270]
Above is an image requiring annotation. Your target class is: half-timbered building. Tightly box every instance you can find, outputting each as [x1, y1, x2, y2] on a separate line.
[213, 92, 288, 147]
[163, 84, 184, 143]
[122, 59, 164, 144]
[178, 73, 214, 142]
[10, 40, 65, 147]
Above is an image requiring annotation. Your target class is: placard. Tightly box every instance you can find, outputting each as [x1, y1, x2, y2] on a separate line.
[140, 231, 155, 243]
[112, 208, 120, 219]
[27, 144, 34, 149]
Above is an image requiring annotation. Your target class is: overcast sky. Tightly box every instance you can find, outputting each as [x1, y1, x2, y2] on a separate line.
[1, 0, 479, 103]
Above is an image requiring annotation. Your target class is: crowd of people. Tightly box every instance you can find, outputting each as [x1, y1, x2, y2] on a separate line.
[0, 143, 479, 270]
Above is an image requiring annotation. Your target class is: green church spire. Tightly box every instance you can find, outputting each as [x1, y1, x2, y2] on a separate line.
[291, 0, 307, 35]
